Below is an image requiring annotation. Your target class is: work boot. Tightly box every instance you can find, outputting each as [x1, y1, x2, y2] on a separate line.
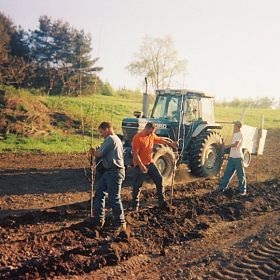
[216, 186, 229, 193]
[92, 220, 105, 231]
[158, 200, 170, 211]
[131, 204, 139, 212]
[129, 201, 139, 212]
[114, 223, 128, 237]
[239, 190, 247, 196]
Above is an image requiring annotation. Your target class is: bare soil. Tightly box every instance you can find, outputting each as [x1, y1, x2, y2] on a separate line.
[0, 129, 280, 279]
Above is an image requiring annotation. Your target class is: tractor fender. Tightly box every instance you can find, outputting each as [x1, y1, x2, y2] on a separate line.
[191, 124, 222, 138]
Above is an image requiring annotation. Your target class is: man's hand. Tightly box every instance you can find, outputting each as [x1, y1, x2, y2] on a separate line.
[167, 140, 178, 150]
[160, 137, 178, 150]
[170, 141, 178, 150]
[140, 165, 148, 174]
[89, 147, 95, 156]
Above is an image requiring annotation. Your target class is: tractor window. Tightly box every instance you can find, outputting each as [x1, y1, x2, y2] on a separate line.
[152, 96, 167, 118]
[167, 97, 179, 121]
[184, 98, 199, 123]
[151, 95, 180, 120]
[201, 98, 215, 123]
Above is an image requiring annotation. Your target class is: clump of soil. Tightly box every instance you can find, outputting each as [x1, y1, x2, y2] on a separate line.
[0, 177, 280, 279]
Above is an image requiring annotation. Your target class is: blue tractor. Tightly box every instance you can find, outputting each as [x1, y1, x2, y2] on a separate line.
[121, 89, 225, 182]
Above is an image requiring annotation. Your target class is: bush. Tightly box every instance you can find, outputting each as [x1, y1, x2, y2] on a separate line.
[115, 88, 142, 100]
[101, 82, 114, 96]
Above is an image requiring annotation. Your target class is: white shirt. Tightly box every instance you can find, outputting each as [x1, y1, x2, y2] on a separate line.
[229, 131, 243, 158]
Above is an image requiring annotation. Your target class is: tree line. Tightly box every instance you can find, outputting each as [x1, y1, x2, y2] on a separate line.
[1, 12, 188, 96]
[0, 12, 104, 96]
[2, 11, 275, 107]
[216, 96, 277, 109]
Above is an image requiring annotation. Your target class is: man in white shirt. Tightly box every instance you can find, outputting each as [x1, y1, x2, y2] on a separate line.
[218, 120, 247, 195]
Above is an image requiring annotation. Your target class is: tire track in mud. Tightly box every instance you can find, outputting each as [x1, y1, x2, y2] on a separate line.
[210, 237, 280, 279]
[83, 254, 152, 280]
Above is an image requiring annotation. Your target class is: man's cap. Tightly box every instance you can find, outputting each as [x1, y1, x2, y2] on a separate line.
[234, 120, 243, 128]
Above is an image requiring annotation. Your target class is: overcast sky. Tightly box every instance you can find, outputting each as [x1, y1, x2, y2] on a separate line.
[1, 0, 280, 101]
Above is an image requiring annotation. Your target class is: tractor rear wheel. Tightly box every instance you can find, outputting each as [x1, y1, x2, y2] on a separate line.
[153, 145, 176, 183]
[189, 131, 223, 177]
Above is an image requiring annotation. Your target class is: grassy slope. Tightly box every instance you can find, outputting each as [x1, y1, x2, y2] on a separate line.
[0, 94, 143, 153]
[43, 94, 143, 132]
[0, 93, 279, 153]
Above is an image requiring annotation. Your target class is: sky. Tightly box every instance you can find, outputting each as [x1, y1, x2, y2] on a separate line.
[1, 0, 280, 101]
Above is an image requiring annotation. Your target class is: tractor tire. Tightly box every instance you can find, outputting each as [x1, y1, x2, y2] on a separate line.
[189, 131, 223, 177]
[153, 145, 176, 183]
[242, 148, 251, 168]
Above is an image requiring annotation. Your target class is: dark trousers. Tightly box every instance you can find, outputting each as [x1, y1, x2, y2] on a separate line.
[94, 168, 126, 226]
[132, 163, 165, 207]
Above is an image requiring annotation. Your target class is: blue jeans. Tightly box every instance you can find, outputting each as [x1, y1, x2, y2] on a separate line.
[93, 168, 125, 226]
[219, 157, 246, 192]
[132, 163, 165, 207]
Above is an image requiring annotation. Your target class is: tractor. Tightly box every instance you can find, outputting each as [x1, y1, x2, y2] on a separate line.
[121, 89, 251, 182]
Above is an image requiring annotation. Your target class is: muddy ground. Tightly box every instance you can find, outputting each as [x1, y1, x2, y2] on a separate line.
[0, 129, 280, 279]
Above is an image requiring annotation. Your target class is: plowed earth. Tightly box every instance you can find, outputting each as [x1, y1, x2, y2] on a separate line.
[0, 129, 280, 279]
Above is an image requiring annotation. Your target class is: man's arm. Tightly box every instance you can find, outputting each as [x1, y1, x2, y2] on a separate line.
[225, 140, 240, 149]
[132, 135, 148, 173]
[89, 148, 102, 158]
[225, 133, 243, 149]
[89, 137, 112, 158]
[157, 137, 178, 150]
[132, 149, 148, 173]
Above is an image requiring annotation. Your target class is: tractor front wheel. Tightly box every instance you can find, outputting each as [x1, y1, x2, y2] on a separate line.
[153, 145, 176, 184]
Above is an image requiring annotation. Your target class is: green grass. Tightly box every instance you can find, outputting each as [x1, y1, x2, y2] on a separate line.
[42, 94, 144, 133]
[215, 105, 280, 143]
[215, 105, 280, 129]
[0, 134, 102, 153]
[1, 88, 279, 153]
[0, 88, 145, 153]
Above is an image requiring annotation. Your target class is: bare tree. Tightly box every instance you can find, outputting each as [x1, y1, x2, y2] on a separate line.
[127, 35, 187, 90]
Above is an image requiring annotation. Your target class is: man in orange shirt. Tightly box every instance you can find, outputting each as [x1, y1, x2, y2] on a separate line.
[131, 122, 177, 211]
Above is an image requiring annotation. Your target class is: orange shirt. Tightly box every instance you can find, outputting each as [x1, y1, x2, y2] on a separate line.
[132, 131, 163, 166]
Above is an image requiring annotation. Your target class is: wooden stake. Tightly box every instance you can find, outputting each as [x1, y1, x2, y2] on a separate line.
[256, 155, 258, 183]
[170, 157, 177, 205]
[255, 115, 264, 183]
[111, 104, 114, 123]
[90, 154, 94, 218]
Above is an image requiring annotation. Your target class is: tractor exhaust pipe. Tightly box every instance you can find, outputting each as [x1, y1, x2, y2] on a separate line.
[143, 77, 149, 118]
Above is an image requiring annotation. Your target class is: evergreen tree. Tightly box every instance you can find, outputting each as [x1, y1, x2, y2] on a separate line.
[29, 16, 102, 95]
[0, 12, 34, 88]
[0, 13, 102, 95]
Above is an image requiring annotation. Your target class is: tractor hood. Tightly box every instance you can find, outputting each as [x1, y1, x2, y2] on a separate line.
[122, 117, 175, 145]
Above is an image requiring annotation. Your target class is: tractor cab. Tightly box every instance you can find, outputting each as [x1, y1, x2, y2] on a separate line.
[150, 89, 220, 151]
[151, 89, 215, 125]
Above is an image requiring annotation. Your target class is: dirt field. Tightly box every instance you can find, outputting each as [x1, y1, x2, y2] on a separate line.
[0, 129, 279, 279]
